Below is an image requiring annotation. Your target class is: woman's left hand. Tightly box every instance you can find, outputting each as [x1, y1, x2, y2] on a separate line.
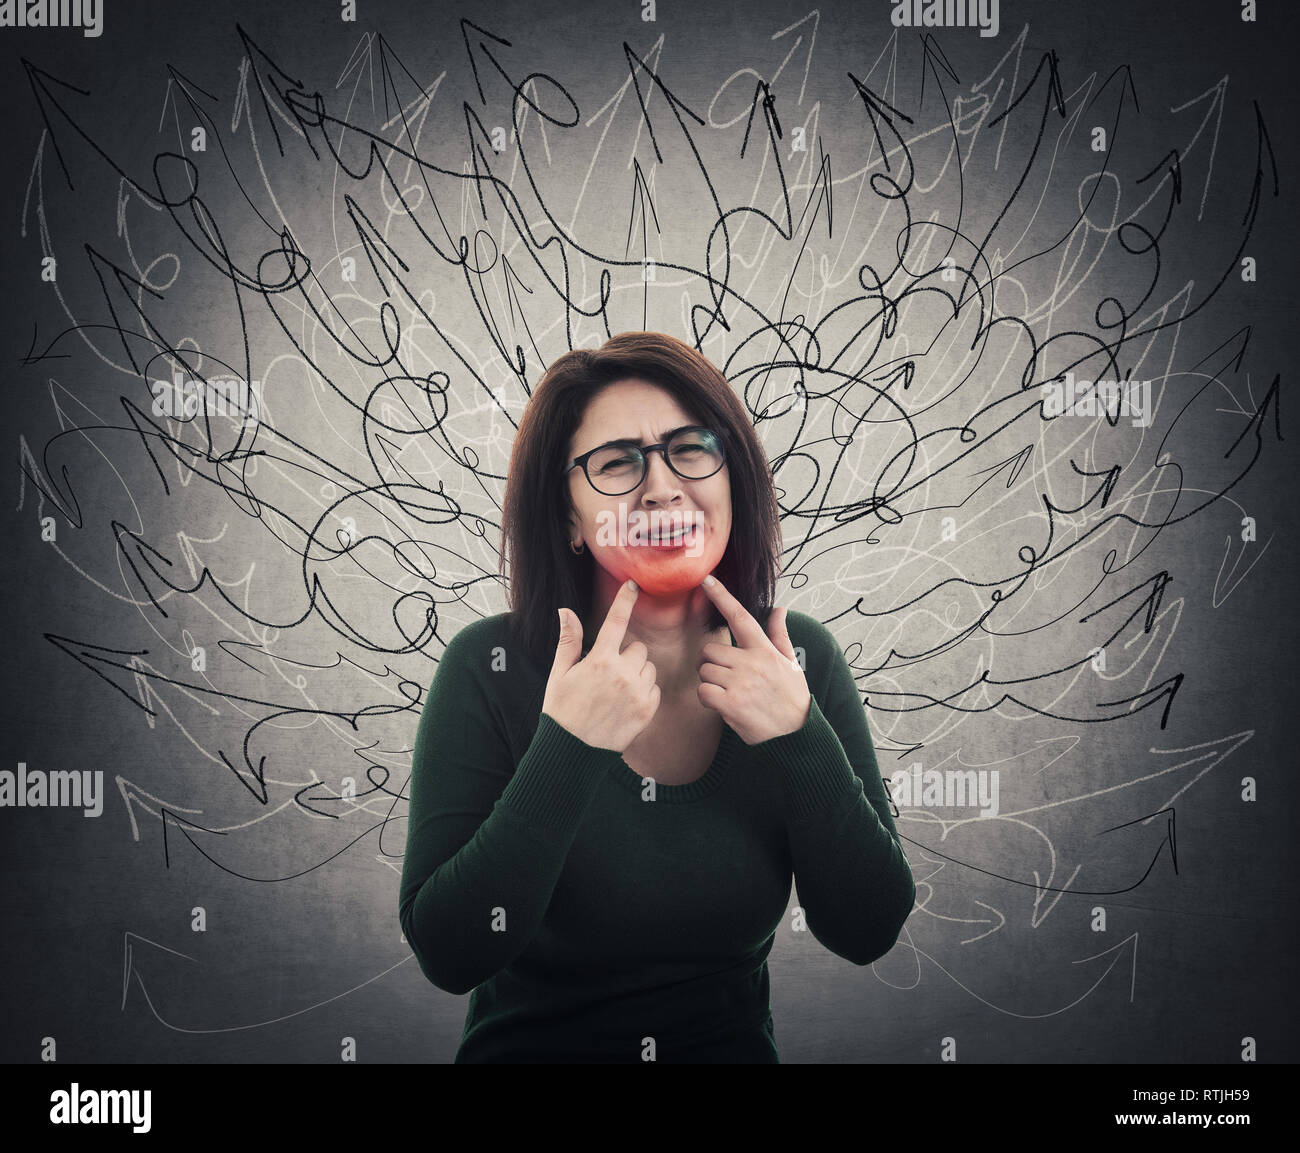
[697, 574, 812, 745]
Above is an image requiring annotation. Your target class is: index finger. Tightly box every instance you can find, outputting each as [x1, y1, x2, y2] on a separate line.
[592, 577, 640, 657]
[700, 573, 768, 648]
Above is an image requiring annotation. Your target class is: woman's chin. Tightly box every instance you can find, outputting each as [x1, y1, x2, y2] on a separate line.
[604, 549, 724, 596]
[623, 568, 709, 596]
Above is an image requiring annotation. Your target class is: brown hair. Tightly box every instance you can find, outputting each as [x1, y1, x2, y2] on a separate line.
[499, 331, 782, 668]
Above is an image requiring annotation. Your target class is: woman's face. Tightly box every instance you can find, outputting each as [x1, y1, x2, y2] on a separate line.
[564, 378, 731, 598]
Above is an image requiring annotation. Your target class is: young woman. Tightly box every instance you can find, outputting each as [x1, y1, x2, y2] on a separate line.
[399, 331, 915, 1062]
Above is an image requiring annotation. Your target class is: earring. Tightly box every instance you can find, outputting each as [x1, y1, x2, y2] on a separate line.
[569, 539, 585, 555]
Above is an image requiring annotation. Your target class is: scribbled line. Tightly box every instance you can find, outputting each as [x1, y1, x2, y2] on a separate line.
[894, 806, 1177, 897]
[10, 12, 1284, 1017]
[45, 632, 417, 831]
[122, 932, 413, 1032]
[877, 925, 1138, 1013]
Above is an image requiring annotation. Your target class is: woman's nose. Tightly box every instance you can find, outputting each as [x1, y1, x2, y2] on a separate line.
[640, 450, 683, 504]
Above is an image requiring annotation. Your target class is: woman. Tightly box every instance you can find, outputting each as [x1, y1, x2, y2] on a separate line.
[398, 332, 915, 1063]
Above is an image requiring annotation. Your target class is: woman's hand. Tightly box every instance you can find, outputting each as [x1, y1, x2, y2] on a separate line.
[697, 574, 812, 745]
[543, 579, 661, 754]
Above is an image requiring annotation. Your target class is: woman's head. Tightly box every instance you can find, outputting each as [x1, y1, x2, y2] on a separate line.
[500, 332, 781, 665]
[562, 378, 730, 596]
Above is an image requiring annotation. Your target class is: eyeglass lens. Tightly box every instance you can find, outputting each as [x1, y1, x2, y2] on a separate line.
[585, 429, 724, 494]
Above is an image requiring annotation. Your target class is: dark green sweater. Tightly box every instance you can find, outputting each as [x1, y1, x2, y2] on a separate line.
[398, 609, 915, 1063]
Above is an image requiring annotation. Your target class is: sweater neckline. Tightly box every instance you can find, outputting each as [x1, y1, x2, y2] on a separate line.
[582, 624, 739, 804]
[608, 720, 737, 803]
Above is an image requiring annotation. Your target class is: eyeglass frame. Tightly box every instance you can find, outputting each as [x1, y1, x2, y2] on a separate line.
[561, 424, 728, 495]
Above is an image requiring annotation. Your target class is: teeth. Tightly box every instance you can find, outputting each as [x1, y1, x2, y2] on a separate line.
[636, 524, 696, 545]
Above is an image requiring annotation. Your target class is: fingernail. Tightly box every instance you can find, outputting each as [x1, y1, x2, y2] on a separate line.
[626, 578, 638, 591]
[703, 575, 715, 587]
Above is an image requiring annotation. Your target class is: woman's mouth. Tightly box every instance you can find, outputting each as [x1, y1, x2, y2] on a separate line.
[635, 523, 700, 549]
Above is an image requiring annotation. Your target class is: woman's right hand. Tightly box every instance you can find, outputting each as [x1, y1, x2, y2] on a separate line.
[542, 579, 660, 753]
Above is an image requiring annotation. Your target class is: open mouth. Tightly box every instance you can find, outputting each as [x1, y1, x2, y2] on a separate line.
[636, 523, 700, 549]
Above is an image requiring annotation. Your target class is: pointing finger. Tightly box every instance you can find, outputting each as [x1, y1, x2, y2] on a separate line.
[593, 578, 639, 658]
[700, 573, 768, 649]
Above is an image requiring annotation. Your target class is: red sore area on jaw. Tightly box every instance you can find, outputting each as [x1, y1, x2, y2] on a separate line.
[617, 559, 716, 595]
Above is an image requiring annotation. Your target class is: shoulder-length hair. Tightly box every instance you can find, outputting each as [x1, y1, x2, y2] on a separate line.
[500, 331, 782, 669]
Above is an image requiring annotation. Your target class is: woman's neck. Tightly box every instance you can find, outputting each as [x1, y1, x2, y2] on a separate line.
[585, 580, 727, 698]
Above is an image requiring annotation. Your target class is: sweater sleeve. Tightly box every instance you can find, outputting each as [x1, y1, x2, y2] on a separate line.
[397, 619, 625, 996]
[750, 612, 915, 965]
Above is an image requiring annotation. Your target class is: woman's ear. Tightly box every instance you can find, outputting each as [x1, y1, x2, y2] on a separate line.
[565, 505, 583, 549]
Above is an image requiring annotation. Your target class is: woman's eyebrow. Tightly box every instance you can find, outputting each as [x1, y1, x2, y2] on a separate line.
[597, 424, 698, 448]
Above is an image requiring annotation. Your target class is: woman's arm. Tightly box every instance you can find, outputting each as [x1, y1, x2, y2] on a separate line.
[398, 618, 623, 995]
[750, 612, 915, 965]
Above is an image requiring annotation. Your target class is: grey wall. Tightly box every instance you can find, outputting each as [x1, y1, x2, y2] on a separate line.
[1, 0, 1296, 1063]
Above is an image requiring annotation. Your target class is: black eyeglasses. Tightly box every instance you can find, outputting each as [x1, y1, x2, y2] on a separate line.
[563, 426, 727, 496]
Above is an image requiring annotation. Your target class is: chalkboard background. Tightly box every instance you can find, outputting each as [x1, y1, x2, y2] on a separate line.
[1, 0, 1296, 1064]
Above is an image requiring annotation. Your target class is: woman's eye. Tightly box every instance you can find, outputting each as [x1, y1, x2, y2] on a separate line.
[596, 456, 636, 472]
